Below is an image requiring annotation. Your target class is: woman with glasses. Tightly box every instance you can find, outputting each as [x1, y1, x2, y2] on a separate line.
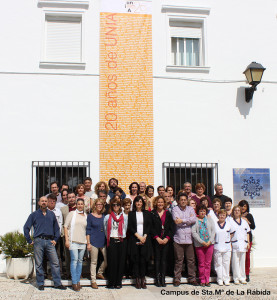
[64, 198, 87, 291]
[86, 198, 107, 289]
[128, 195, 152, 289]
[104, 197, 128, 289]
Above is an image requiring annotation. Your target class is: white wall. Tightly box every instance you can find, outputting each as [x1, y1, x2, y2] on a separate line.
[0, 0, 276, 271]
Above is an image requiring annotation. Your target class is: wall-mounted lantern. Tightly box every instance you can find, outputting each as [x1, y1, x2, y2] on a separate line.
[243, 62, 266, 102]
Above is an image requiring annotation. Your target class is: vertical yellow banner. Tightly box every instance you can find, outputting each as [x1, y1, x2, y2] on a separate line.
[100, 2, 153, 191]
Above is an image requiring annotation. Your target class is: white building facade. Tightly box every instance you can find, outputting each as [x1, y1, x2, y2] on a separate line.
[0, 0, 277, 271]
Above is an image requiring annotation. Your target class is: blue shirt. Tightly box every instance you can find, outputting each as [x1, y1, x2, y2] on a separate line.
[108, 190, 126, 200]
[23, 209, 60, 244]
[86, 214, 106, 248]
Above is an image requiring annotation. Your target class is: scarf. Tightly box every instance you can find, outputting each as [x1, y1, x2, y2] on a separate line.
[107, 212, 124, 247]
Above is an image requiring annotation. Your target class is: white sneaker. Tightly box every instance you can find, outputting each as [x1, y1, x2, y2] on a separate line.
[217, 281, 223, 286]
[240, 280, 247, 284]
[234, 280, 240, 285]
[224, 281, 230, 286]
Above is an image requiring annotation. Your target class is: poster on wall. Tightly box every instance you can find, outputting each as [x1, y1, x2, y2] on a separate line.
[233, 168, 271, 208]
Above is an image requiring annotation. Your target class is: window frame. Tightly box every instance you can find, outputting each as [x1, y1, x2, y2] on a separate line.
[39, 9, 86, 70]
[163, 6, 210, 73]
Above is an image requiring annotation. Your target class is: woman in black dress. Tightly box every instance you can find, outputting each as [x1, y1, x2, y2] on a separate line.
[128, 195, 152, 289]
[151, 196, 174, 287]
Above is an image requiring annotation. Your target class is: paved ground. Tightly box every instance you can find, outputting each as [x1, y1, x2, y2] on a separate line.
[0, 268, 276, 300]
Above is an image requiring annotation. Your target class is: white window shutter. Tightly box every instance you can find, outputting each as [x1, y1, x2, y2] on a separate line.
[45, 16, 81, 62]
[170, 21, 202, 39]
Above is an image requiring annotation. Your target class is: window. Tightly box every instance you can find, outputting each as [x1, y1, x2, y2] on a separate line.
[170, 21, 202, 66]
[162, 5, 210, 73]
[45, 15, 82, 63]
[162, 162, 218, 196]
[31, 161, 90, 211]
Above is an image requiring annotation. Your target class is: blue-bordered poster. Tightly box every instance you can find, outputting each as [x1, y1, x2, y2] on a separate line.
[233, 168, 271, 208]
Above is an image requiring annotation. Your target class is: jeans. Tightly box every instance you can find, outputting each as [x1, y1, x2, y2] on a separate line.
[33, 237, 62, 287]
[69, 243, 86, 284]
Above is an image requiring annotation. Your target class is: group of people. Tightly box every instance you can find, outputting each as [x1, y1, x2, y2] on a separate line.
[23, 178, 255, 291]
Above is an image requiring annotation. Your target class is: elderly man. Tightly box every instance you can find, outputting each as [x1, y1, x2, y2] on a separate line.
[211, 183, 231, 209]
[23, 196, 66, 290]
[183, 182, 196, 200]
[172, 193, 198, 286]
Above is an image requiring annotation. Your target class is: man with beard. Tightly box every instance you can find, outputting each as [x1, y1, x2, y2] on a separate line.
[108, 177, 126, 200]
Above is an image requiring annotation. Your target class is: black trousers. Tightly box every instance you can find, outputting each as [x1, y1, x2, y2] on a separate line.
[133, 245, 147, 278]
[107, 238, 126, 286]
[153, 241, 169, 276]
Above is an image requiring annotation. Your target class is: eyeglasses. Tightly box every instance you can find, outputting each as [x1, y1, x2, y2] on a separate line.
[112, 203, 120, 207]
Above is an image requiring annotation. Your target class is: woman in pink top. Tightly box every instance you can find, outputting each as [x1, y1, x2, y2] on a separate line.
[191, 183, 212, 208]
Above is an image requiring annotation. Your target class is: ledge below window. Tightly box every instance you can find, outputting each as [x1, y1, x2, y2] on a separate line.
[39, 62, 86, 70]
[166, 65, 210, 73]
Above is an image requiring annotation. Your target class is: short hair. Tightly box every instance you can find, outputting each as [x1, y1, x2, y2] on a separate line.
[139, 182, 146, 186]
[122, 198, 132, 206]
[214, 183, 222, 190]
[132, 195, 145, 212]
[195, 183, 206, 192]
[108, 178, 118, 187]
[212, 198, 222, 206]
[50, 181, 59, 187]
[157, 185, 165, 192]
[67, 190, 75, 196]
[238, 199, 250, 212]
[92, 198, 105, 214]
[231, 205, 242, 218]
[109, 197, 122, 214]
[145, 185, 154, 197]
[114, 187, 123, 194]
[76, 198, 85, 204]
[165, 185, 175, 197]
[94, 181, 109, 194]
[177, 192, 188, 201]
[196, 204, 208, 214]
[200, 196, 209, 203]
[188, 198, 197, 206]
[225, 197, 233, 204]
[152, 196, 167, 210]
[84, 177, 92, 182]
[75, 184, 85, 194]
[129, 182, 140, 194]
[98, 190, 107, 196]
[183, 182, 192, 188]
[47, 193, 57, 201]
[218, 209, 227, 216]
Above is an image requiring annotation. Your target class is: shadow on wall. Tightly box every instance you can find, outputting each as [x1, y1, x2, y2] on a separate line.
[236, 86, 253, 119]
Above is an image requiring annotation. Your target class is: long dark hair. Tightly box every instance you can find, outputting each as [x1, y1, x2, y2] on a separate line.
[132, 195, 145, 212]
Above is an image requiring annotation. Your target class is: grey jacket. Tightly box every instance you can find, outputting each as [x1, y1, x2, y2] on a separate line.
[192, 217, 215, 247]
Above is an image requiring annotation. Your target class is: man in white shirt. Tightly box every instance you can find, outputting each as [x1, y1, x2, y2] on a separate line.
[47, 194, 63, 276]
[84, 177, 94, 198]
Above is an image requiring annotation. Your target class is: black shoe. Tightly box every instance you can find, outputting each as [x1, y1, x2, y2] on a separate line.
[106, 285, 114, 289]
[155, 274, 161, 287]
[246, 275, 250, 282]
[38, 285, 44, 291]
[189, 280, 199, 286]
[54, 285, 66, 290]
[161, 274, 166, 287]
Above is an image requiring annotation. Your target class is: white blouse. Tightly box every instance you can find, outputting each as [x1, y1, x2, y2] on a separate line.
[214, 221, 232, 252]
[230, 218, 250, 252]
[136, 212, 144, 237]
